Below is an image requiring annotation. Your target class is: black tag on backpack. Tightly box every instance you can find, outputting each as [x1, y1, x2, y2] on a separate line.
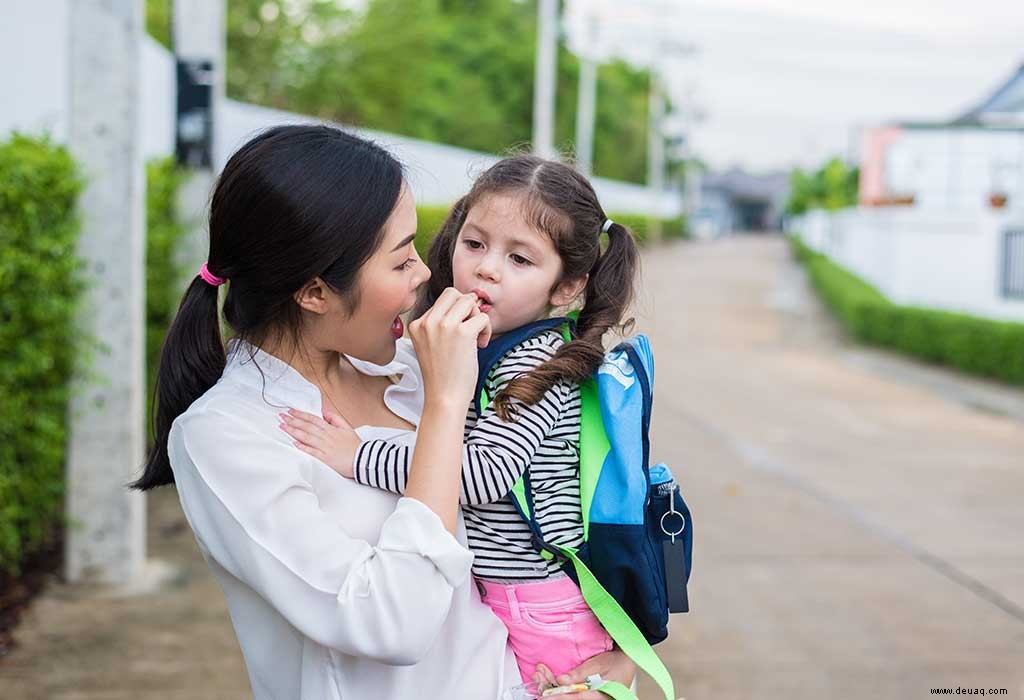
[663, 539, 690, 613]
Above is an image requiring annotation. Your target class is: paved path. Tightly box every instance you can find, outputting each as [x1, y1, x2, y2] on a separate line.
[636, 235, 1024, 699]
[2, 234, 1022, 699]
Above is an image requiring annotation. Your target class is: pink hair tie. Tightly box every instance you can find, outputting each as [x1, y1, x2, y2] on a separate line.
[199, 262, 227, 287]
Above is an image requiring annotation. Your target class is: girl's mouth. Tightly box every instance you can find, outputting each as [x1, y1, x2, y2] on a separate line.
[391, 316, 404, 339]
[471, 289, 493, 313]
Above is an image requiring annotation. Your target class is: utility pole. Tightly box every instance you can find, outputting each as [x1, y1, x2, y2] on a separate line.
[533, 0, 559, 159]
[66, 0, 147, 585]
[173, 0, 226, 290]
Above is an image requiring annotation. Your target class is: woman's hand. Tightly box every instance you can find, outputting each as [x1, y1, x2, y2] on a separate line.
[533, 648, 638, 698]
[408, 288, 492, 410]
[279, 409, 359, 478]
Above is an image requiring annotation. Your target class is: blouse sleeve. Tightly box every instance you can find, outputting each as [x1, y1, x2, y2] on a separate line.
[169, 406, 473, 665]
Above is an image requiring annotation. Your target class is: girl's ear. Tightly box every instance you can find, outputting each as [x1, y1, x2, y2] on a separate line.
[293, 277, 332, 315]
[550, 274, 588, 308]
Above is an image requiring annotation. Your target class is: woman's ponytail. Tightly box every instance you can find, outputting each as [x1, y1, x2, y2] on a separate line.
[130, 276, 225, 490]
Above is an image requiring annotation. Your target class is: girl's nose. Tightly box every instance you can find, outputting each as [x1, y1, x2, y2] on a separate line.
[476, 258, 500, 283]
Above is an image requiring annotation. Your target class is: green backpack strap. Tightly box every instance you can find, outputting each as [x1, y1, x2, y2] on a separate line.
[507, 484, 675, 700]
[558, 545, 675, 700]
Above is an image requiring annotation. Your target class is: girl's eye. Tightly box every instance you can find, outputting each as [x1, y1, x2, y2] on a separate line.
[511, 254, 532, 266]
[464, 239, 483, 250]
[397, 259, 416, 271]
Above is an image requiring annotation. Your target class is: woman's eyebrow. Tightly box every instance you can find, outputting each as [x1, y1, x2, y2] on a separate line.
[390, 233, 417, 253]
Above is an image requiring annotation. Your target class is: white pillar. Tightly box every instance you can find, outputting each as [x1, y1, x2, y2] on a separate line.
[65, 0, 146, 584]
[575, 57, 597, 175]
[533, 0, 559, 159]
[647, 76, 666, 242]
[173, 0, 226, 288]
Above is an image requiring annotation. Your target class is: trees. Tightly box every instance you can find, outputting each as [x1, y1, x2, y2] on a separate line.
[146, 0, 652, 182]
[786, 157, 859, 215]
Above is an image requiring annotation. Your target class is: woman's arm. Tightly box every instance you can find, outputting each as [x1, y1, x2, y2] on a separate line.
[172, 409, 471, 665]
[402, 288, 491, 532]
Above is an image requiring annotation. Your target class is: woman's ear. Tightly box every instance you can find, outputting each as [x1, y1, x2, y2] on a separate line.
[550, 274, 588, 308]
[293, 277, 331, 315]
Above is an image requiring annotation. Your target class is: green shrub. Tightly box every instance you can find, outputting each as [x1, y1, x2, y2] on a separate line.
[0, 135, 84, 574]
[145, 158, 187, 435]
[790, 236, 1024, 385]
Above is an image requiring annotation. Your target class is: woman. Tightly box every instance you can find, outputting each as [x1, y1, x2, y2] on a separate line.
[131, 125, 635, 699]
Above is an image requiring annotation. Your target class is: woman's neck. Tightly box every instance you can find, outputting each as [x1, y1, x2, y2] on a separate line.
[258, 333, 353, 392]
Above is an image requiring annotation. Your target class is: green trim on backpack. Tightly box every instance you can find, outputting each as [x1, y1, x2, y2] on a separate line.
[577, 376, 608, 541]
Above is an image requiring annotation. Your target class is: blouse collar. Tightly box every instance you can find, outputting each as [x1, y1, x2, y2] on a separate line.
[223, 339, 421, 427]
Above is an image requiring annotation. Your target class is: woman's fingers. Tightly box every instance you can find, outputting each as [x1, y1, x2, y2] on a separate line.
[422, 286, 465, 320]
[464, 308, 492, 347]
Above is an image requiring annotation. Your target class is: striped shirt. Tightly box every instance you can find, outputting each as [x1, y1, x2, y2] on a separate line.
[354, 329, 584, 580]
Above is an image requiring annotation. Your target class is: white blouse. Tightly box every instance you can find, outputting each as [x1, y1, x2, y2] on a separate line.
[168, 338, 518, 699]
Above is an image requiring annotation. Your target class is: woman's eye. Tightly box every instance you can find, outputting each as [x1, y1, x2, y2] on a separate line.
[397, 259, 416, 271]
[511, 254, 531, 266]
[464, 239, 483, 250]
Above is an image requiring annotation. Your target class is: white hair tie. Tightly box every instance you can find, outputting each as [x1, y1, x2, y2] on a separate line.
[601, 219, 615, 233]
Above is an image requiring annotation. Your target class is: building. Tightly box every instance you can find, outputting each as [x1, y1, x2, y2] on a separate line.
[859, 63, 1024, 211]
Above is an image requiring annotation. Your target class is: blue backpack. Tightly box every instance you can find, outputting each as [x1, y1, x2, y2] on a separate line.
[476, 317, 693, 700]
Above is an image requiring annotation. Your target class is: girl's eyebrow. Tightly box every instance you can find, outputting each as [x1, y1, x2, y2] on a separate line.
[390, 233, 417, 253]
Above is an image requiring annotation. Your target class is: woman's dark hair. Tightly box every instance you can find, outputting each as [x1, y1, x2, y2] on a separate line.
[414, 154, 639, 421]
[131, 125, 404, 490]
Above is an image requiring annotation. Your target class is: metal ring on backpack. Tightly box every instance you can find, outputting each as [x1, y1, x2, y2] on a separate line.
[660, 510, 686, 541]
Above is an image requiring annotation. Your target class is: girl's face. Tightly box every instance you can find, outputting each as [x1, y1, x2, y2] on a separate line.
[451, 193, 583, 336]
[310, 186, 430, 364]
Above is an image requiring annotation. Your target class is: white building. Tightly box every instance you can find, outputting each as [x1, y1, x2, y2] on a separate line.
[859, 64, 1024, 211]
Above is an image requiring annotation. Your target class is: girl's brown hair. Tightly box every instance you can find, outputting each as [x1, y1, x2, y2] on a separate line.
[414, 154, 640, 421]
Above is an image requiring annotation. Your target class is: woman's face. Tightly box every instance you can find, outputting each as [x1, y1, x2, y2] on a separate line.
[318, 186, 430, 364]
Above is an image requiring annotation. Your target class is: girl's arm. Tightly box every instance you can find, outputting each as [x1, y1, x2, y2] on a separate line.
[354, 332, 572, 504]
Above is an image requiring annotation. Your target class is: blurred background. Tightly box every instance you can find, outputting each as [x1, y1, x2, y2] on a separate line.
[1, 1, 1022, 698]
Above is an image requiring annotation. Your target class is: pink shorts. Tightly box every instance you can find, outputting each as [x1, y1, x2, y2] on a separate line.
[479, 575, 614, 684]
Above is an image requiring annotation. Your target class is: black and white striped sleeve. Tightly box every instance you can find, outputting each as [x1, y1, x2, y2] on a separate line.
[459, 331, 569, 504]
[353, 330, 572, 505]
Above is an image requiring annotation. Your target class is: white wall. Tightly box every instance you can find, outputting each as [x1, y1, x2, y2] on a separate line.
[0, 0, 71, 142]
[3, 24, 679, 217]
[885, 128, 1024, 210]
[790, 207, 1024, 322]
[219, 99, 680, 215]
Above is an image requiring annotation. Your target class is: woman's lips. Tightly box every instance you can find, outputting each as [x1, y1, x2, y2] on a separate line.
[391, 316, 404, 339]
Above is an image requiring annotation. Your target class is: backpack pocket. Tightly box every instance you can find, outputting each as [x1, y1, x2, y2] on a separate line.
[647, 463, 692, 613]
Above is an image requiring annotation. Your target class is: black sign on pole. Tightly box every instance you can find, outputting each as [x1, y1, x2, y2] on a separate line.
[175, 59, 214, 169]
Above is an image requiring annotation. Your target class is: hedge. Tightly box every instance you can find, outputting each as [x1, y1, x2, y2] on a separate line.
[0, 135, 84, 574]
[145, 158, 187, 433]
[413, 204, 687, 259]
[790, 235, 1024, 386]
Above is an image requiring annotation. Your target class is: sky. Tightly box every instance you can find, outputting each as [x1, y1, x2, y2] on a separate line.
[577, 0, 1024, 172]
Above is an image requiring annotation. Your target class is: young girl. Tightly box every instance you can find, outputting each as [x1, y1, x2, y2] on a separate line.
[280, 154, 640, 684]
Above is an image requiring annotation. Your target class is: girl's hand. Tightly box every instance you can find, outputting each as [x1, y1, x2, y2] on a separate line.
[279, 409, 359, 478]
[408, 288, 492, 409]
[542, 649, 637, 698]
